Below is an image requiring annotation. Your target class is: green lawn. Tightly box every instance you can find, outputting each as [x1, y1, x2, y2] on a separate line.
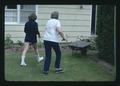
[5, 48, 115, 81]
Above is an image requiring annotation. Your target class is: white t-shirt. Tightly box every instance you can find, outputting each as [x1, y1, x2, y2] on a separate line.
[43, 19, 61, 43]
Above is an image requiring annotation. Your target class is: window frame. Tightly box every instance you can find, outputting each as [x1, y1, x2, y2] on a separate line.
[91, 5, 97, 35]
[5, 5, 37, 25]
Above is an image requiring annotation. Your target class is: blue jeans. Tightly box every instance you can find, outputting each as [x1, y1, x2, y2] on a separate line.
[43, 40, 61, 71]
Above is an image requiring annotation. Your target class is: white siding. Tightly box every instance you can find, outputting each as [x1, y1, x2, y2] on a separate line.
[5, 5, 92, 43]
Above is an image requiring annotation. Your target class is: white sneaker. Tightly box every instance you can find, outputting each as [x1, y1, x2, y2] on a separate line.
[20, 62, 27, 66]
[37, 56, 44, 62]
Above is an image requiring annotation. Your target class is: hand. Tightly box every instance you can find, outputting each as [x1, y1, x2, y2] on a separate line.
[38, 35, 41, 38]
[62, 38, 66, 41]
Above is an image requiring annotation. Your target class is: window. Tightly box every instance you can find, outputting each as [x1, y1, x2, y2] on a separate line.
[20, 5, 36, 23]
[5, 5, 36, 24]
[7, 5, 17, 9]
[5, 5, 18, 23]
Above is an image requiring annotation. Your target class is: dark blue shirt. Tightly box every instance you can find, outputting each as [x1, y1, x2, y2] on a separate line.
[24, 20, 39, 34]
[24, 20, 39, 43]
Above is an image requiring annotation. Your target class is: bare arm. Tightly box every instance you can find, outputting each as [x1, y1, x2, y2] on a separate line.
[36, 23, 41, 38]
[56, 27, 65, 41]
[37, 32, 41, 38]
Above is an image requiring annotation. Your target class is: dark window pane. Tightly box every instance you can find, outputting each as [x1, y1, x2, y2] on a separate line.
[20, 5, 36, 23]
[20, 5, 24, 9]
[7, 5, 17, 9]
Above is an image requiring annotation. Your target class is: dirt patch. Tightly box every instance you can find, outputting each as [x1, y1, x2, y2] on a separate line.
[92, 57, 114, 74]
[98, 60, 114, 70]
[87, 50, 115, 74]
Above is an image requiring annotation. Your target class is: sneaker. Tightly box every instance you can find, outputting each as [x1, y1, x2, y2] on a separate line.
[38, 56, 44, 62]
[20, 62, 27, 66]
[43, 71, 48, 75]
[55, 68, 64, 74]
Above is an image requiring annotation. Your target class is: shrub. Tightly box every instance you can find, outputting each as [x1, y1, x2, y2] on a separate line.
[5, 34, 14, 49]
[17, 40, 23, 46]
[88, 36, 97, 50]
[96, 5, 114, 65]
[78, 35, 97, 50]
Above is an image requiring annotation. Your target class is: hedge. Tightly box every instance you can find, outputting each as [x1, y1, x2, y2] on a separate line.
[96, 5, 114, 65]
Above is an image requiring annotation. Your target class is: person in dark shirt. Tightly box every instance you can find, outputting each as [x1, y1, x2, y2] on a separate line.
[20, 13, 43, 66]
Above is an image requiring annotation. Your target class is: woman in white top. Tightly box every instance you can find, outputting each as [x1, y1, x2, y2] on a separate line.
[43, 11, 66, 74]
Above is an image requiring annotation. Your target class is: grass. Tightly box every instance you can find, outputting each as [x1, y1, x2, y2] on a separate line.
[5, 47, 115, 81]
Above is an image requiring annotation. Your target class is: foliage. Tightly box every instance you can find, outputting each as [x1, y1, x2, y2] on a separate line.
[5, 34, 14, 49]
[88, 36, 97, 50]
[96, 5, 114, 65]
[17, 40, 24, 46]
[78, 35, 97, 50]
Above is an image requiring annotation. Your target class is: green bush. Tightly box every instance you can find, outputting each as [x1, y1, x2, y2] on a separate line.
[17, 40, 23, 46]
[96, 5, 114, 65]
[88, 36, 97, 50]
[79, 35, 97, 50]
[5, 34, 14, 49]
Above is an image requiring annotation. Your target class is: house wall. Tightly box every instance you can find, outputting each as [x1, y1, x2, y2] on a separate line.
[5, 5, 92, 43]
